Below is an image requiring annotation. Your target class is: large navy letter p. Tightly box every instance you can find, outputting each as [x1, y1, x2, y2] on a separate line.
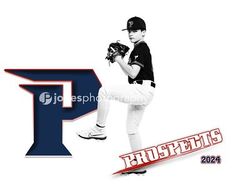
[5, 69, 101, 156]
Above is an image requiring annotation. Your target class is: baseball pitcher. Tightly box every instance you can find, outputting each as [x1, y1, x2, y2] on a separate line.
[78, 17, 155, 174]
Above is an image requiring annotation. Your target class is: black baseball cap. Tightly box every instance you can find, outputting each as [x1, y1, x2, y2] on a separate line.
[122, 16, 146, 31]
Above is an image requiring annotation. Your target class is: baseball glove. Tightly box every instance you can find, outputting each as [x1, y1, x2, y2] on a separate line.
[105, 41, 130, 63]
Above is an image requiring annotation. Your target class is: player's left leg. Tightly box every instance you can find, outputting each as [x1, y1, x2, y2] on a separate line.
[125, 104, 147, 174]
[126, 104, 146, 151]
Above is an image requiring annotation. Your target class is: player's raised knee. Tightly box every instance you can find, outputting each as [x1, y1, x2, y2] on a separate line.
[98, 86, 110, 102]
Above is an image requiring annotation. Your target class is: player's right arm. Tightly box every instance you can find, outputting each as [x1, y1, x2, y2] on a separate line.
[114, 56, 140, 79]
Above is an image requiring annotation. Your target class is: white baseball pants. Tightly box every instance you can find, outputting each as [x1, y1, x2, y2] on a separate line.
[96, 81, 154, 151]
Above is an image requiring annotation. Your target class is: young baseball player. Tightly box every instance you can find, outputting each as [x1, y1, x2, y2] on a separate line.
[79, 17, 155, 174]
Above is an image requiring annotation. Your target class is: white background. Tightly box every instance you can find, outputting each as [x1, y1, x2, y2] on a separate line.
[0, 0, 235, 187]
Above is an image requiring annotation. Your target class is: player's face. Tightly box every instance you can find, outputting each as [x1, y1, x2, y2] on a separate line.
[128, 29, 145, 43]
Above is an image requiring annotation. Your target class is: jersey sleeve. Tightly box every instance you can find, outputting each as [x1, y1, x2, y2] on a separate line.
[130, 44, 147, 68]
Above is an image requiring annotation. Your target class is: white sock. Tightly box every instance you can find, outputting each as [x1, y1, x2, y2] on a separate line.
[95, 124, 105, 132]
[128, 132, 146, 171]
[128, 132, 142, 152]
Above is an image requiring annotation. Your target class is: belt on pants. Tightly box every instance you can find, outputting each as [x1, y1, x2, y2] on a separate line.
[132, 80, 155, 88]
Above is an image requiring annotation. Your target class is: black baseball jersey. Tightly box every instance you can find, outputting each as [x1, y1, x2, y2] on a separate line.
[128, 41, 154, 84]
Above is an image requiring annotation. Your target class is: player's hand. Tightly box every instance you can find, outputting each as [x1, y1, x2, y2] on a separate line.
[114, 55, 122, 63]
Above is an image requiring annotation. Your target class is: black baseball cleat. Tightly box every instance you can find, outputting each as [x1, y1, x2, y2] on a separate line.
[121, 170, 147, 175]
